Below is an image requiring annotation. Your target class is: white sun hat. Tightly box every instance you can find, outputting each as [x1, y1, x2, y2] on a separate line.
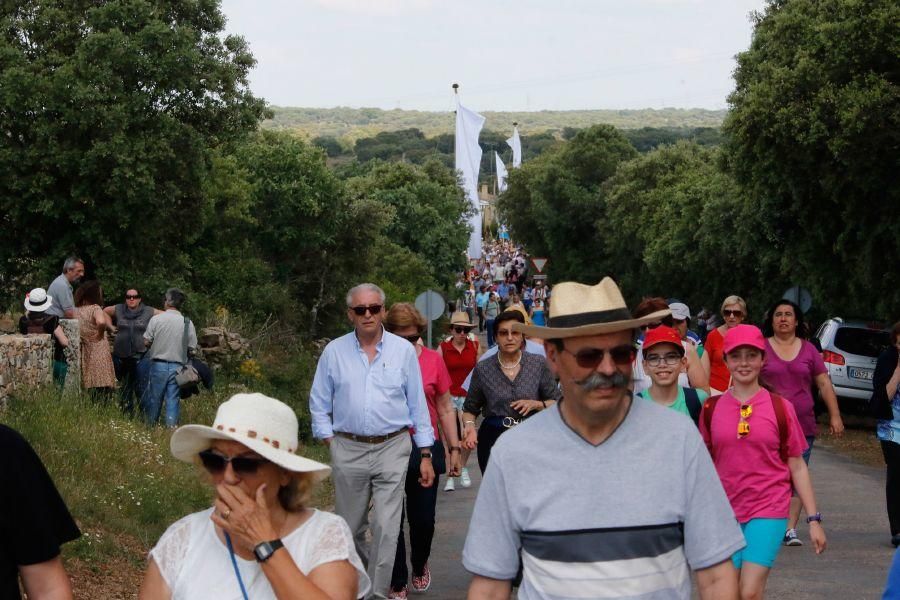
[24, 287, 53, 312]
[170, 393, 331, 482]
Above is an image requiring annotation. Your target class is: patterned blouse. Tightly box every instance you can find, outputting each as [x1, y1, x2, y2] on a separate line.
[463, 352, 561, 419]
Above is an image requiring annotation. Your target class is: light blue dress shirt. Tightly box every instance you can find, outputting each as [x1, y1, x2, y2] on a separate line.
[309, 329, 435, 448]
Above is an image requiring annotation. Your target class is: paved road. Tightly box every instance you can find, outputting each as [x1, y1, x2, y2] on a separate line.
[423, 439, 894, 599]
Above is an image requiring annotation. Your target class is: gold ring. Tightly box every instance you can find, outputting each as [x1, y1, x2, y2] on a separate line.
[223, 509, 231, 520]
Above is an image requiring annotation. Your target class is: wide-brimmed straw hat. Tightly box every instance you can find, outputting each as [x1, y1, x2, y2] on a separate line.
[514, 277, 670, 339]
[24, 288, 53, 312]
[449, 312, 475, 329]
[170, 393, 331, 482]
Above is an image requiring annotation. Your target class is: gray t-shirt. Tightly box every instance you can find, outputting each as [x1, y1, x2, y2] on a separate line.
[462, 398, 745, 600]
[45, 274, 73, 318]
[144, 310, 197, 363]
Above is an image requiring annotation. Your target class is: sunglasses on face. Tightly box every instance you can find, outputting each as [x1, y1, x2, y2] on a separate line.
[496, 328, 521, 339]
[723, 310, 743, 318]
[452, 327, 469, 334]
[644, 352, 682, 367]
[563, 344, 636, 369]
[125, 294, 141, 300]
[640, 322, 663, 331]
[198, 450, 268, 475]
[351, 304, 383, 316]
[401, 334, 420, 344]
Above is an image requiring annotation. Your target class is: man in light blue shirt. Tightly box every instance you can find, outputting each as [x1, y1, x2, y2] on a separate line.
[309, 283, 434, 600]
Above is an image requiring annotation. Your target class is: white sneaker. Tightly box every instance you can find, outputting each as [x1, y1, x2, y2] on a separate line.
[460, 467, 472, 488]
[444, 477, 455, 491]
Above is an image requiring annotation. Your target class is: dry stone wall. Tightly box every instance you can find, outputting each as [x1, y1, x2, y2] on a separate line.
[0, 334, 53, 405]
[0, 318, 81, 406]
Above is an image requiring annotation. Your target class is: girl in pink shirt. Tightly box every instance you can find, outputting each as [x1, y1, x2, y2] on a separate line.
[700, 324, 826, 599]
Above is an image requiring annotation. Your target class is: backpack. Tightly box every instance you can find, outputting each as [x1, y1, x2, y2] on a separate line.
[702, 391, 791, 463]
[682, 387, 702, 426]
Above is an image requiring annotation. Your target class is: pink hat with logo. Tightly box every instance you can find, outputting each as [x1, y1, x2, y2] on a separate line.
[723, 324, 766, 354]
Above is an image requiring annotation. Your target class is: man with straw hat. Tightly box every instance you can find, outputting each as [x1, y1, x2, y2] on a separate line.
[463, 278, 745, 599]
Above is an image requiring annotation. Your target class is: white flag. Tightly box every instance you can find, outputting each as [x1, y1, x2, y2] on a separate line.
[455, 99, 486, 259]
[506, 125, 522, 168]
[495, 152, 508, 193]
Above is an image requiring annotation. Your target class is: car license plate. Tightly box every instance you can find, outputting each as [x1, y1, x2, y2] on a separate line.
[848, 367, 873, 381]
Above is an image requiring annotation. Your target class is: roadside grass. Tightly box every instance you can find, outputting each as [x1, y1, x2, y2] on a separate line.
[0, 347, 331, 589]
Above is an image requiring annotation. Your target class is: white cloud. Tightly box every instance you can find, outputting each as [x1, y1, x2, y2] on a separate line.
[307, 0, 436, 16]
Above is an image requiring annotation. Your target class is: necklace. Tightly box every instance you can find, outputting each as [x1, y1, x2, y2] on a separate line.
[498, 351, 522, 370]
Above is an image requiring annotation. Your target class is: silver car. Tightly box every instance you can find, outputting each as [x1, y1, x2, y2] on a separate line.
[815, 318, 891, 403]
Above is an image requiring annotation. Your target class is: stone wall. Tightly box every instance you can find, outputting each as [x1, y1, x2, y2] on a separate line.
[0, 318, 81, 406]
[0, 334, 53, 405]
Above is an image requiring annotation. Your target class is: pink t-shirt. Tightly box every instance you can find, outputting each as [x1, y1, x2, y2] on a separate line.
[760, 339, 827, 437]
[700, 388, 808, 523]
[415, 348, 452, 441]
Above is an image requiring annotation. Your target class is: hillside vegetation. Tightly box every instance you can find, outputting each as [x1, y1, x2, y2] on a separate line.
[264, 106, 728, 141]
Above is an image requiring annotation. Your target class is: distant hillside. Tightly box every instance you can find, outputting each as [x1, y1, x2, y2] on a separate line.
[263, 106, 727, 142]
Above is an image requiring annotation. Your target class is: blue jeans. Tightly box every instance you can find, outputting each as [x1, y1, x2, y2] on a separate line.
[486, 318, 496, 347]
[142, 361, 181, 427]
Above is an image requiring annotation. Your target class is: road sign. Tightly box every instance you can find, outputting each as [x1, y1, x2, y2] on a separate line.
[782, 286, 813, 314]
[531, 257, 548, 273]
[415, 289, 446, 347]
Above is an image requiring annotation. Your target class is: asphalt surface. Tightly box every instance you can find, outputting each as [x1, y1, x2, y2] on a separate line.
[420, 436, 894, 599]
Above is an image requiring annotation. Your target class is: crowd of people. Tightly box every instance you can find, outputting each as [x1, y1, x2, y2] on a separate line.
[17, 256, 210, 427]
[6, 249, 900, 599]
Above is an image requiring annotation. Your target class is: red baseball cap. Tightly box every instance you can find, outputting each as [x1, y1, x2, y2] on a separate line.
[642, 326, 685, 355]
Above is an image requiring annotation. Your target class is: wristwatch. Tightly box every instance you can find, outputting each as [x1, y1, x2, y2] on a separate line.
[253, 539, 284, 562]
[806, 512, 823, 524]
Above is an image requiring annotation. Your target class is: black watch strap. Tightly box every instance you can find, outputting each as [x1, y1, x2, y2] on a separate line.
[253, 538, 284, 562]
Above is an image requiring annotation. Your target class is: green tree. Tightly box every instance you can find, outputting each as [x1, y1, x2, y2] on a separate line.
[345, 159, 472, 291]
[0, 0, 267, 300]
[496, 125, 637, 282]
[723, 0, 900, 318]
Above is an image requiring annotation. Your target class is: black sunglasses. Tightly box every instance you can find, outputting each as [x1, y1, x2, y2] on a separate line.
[198, 450, 268, 475]
[452, 327, 469, 334]
[563, 344, 636, 369]
[351, 304, 383, 316]
[125, 294, 141, 300]
[723, 309, 743, 318]
[401, 334, 420, 344]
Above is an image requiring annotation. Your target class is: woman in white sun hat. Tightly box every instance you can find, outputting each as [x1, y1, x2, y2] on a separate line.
[139, 393, 370, 600]
[19, 287, 70, 387]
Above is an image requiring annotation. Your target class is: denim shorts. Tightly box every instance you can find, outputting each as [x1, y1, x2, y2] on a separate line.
[802, 435, 815, 465]
[451, 395, 466, 411]
[732, 518, 788, 569]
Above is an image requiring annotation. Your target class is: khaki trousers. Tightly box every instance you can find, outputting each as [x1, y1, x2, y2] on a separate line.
[331, 433, 412, 600]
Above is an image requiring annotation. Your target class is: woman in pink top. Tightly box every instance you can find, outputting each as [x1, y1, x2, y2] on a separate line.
[761, 299, 844, 546]
[384, 303, 461, 597]
[700, 324, 826, 600]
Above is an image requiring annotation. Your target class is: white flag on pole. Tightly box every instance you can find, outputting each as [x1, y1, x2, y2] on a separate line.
[495, 152, 509, 193]
[506, 125, 522, 168]
[455, 98, 486, 259]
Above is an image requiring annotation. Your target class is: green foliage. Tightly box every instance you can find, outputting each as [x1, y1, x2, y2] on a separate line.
[496, 125, 637, 282]
[0, 0, 268, 296]
[723, 0, 900, 317]
[264, 106, 727, 139]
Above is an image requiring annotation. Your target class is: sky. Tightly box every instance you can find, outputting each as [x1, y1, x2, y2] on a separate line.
[219, 0, 768, 112]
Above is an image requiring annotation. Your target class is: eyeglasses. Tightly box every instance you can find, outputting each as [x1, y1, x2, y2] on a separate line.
[452, 327, 469, 334]
[401, 334, 420, 344]
[723, 310, 743, 318]
[738, 403, 752, 438]
[198, 450, 269, 475]
[644, 352, 682, 367]
[351, 304, 383, 316]
[125, 294, 141, 300]
[562, 344, 636, 369]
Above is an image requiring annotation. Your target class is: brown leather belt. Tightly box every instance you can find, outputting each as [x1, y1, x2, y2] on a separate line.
[334, 428, 408, 444]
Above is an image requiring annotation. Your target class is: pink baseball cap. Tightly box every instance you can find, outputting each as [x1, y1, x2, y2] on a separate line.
[723, 324, 766, 354]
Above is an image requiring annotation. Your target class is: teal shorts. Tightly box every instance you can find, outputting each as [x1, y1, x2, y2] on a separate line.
[732, 518, 788, 569]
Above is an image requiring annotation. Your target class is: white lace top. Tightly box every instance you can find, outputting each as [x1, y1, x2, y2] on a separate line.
[150, 508, 370, 599]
